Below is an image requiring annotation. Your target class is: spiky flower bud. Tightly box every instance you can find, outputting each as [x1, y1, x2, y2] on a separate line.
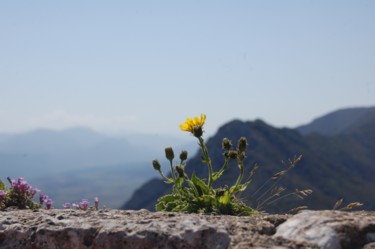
[222, 138, 232, 151]
[179, 150, 188, 161]
[225, 150, 238, 159]
[237, 137, 248, 153]
[192, 125, 203, 138]
[165, 147, 175, 161]
[152, 160, 161, 171]
[175, 165, 185, 178]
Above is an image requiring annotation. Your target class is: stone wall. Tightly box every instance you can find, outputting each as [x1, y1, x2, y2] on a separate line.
[0, 209, 374, 249]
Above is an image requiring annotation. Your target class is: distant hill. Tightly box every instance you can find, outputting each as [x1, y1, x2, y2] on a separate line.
[0, 127, 145, 175]
[122, 107, 375, 213]
[297, 106, 375, 136]
[0, 127, 194, 176]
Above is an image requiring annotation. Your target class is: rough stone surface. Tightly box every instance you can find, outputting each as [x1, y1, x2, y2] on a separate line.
[274, 210, 375, 249]
[0, 209, 374, 249]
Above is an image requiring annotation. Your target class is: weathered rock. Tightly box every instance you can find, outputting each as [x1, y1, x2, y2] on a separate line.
[0, 209, 374, 248]
[274, 210, 375, 249]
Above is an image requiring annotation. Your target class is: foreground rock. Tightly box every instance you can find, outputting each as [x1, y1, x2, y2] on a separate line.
[0, 209, 374, 249]
[275, 210, 375, 249]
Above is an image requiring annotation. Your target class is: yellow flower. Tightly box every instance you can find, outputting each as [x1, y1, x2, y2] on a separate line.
[180, 114, 206, 134]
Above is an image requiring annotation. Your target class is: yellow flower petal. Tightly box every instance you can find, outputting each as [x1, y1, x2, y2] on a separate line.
[179, 114, 206, 134]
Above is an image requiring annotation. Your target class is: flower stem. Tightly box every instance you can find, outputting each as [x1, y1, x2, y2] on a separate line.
[198, 137, 214, 189]
[158, 170, 173, 183]
[213, 157, 230, 182]
[232, 160, 245, 195]
[169, 160, 176, 181]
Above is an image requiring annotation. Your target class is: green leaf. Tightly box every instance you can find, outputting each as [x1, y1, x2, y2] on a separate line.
[238, 179, 253, 192]
[164, 178, 175, 184]
[0, 179, 6, 190]
[201, 195, 216, 206]
[156, 201, 167, 211]
[186, 179, 199, 197]
[165, 201, 178, 211]
[156, 193, 181, 212]
[175, 177, 184, 188]
[157, 194, 175, 203]
[192, 173, 210, 195]
[219, 191, 230, 205]
[229, 185, 236, 194]
[212, 170, 224, 181]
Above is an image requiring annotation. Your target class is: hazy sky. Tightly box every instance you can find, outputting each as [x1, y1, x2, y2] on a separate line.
[1, 1, 374, 137]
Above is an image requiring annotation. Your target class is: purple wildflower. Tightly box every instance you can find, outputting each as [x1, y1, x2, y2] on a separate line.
[11, 177, 24, 191]
[45, 198, 53, 209]
[79, 199, 89, 211]
[29, 187, 40, 198]
[10, 177, 39, 198]
[15, 177, 28, 192]
[63, 202, 71, 209]
[39, 194, 48, 204]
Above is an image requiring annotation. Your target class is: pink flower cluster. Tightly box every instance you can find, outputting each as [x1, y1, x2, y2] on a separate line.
[1, 177, 52, 210]
[10, 177, 39, 198]
[64, 197, 99, 211]
[39, 194, 53, 209]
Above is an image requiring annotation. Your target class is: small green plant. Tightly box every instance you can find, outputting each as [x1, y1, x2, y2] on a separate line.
[152, 114, 257, 215]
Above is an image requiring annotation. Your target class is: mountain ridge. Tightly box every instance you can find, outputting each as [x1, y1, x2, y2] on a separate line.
[297, 106, 375, 136]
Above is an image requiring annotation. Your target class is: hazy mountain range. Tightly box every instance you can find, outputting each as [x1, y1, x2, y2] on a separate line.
[122, 106, 375, 213]
[0, 127, 194, 208]
[1, 106, 374, 210]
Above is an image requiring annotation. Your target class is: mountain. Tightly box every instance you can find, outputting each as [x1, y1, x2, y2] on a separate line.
[0, 127, 194, 176]
[0, 127, 144, 174]
[0, 127, 193, 208]
[122, 107, 375, 213]
[297, 106, 375, 136]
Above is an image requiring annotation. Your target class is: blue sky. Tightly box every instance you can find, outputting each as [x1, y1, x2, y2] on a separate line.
[1, 1, 374, 137]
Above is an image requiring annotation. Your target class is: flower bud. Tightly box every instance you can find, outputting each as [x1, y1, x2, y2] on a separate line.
[175, 165, 185, 178]
[222, 138, 232, 151]
[237, 137, 248, 153]
[152, 160, 161, 171]
[179, 150, 188, 161]
[165, 147, 175, 161]
[225, 150, 238, 159]
[192, 125, 203, 138]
